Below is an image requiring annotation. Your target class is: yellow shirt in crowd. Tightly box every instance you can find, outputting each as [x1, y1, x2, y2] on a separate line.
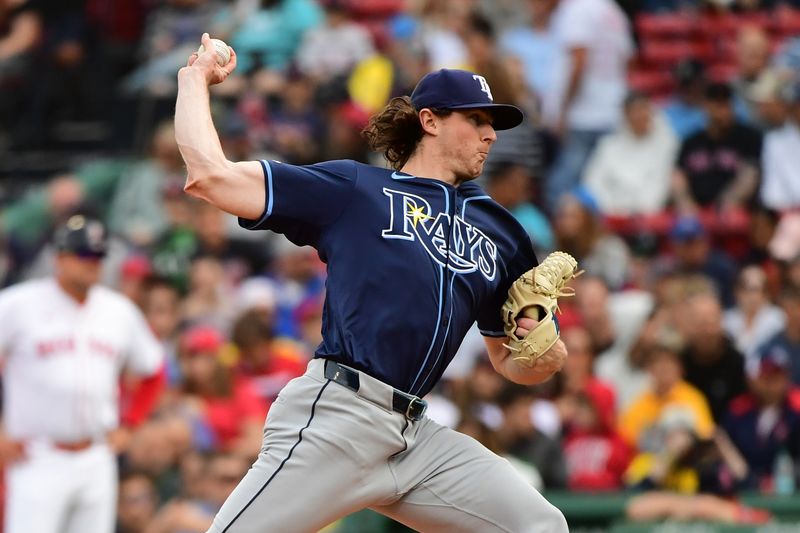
[618, 380, 715, 447]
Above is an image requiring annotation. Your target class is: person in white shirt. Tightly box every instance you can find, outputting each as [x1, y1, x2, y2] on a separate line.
[0, 214, 164, 533]
[545, 0, 634, 211]
[296, 0, 375, 83]
[584, 92, 679, 216]
[760, 80, 800, 212]
[723, 265, 785, 360]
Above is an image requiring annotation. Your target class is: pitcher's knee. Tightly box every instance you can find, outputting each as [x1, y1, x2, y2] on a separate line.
[507, 501, 568, 533]
[536, 503, 568, 533]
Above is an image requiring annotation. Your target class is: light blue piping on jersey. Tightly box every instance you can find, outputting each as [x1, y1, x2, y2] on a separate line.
[408, 264, 445, 394]
[260, 160, 274, 218]
[390, 171, 414, 180]
[413, 194, 491, 394]
[408, 181, 450, 394]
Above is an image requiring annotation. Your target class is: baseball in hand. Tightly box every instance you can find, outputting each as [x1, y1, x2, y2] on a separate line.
[198, 38, 231, 67]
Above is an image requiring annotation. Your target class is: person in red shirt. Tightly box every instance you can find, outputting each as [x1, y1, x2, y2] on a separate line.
[174, 325, 264, 458]
[563, 381, 632, 491]
[230, 309, 308, 407]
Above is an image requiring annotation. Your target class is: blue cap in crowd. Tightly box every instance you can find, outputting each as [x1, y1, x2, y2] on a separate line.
[411, 69, 524, 130]
[748, 345, 791, 378]
[670, 216, 706, 242]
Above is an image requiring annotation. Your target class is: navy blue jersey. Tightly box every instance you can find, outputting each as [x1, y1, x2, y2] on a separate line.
[240, 159, 537, 396]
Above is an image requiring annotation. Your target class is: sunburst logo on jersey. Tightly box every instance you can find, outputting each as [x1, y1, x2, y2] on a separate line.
[406, 202, 432, 228]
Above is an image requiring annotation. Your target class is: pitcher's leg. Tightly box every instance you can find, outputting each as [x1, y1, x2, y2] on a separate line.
[376, 422, 567, 533]
[208, 375, 403, 533]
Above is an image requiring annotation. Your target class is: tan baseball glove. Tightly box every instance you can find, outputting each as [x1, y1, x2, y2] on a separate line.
[501, 251, 580, 367]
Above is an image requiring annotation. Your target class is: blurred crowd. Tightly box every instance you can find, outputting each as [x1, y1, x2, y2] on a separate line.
[4, 0, 800, 530]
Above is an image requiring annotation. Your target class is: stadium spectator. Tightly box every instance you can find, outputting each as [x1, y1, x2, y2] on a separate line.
[559, 345, 631, 491]
[760, 79, 800, 211]
[0, 0, 41, 142]
[484, 162, 554, 254]
[143, 452, 249, 533]
[742, 205, 781, 268]
[122, 417, 193, 502]
[577, 275, 653, 410]
[663, 59, 709, 140]
[268, 234, 325, 339]
[583, 92, 679, 216]
[624, 413, 763, 524]
[118, 254, 154, 308]
[117, 471, 160, 533]
[181, 256, 234, 331]
[619, 332, 715, 451]
[107, 122, 186, 248]
[553, 187, 631, 290]
[570, 277, 616, 354]
[659, 216, 738, 307]
[746, 68, 790, 130]
[417, 0, 471, 71]
[231, 0, 323, 76]
[230, 308, 307, 406]
[500, 0, 564, 127]
[263, 70, 324, 165]
[562, 385, 631, 491]
[732, 26, 773, 126]
[544, 0, 634, 210]
[756, 285, 800, 385]
[190, 200, 272, 281]
[723, 345, 800, 491]
[122, 0, 225, 95]
[724, 265, 786, 358]
[169, 325, 264, 457]
[296, 0, 375, 84]
[467, 12, 545, 181]
[496, 384, 568, 490]
[293, 293, 324, 353]
[672, 82, 762, 213]
[681, 290, 749, 422]
[555, 326, 616, 425]
[141, 276, 184, 384]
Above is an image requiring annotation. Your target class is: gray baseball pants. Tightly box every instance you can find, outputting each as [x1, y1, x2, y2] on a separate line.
[207, 358, 568, 533]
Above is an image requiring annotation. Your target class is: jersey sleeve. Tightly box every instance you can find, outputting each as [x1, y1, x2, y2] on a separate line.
[123, 301, 164, 376]
[477, 237, 538, 337]
[238, 159, 358, 240]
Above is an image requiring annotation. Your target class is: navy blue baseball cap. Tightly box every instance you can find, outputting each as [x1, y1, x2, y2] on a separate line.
[53, 214, 108, 258]
[410, 69, 524, 130]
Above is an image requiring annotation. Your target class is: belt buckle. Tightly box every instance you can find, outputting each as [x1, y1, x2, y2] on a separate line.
[405, 397, 425, 421]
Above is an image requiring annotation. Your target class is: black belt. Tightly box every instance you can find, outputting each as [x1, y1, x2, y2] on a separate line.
[324, 360, 428, 422]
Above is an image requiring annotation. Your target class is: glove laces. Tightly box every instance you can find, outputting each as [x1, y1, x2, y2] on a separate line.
[531, 251, 581, 299]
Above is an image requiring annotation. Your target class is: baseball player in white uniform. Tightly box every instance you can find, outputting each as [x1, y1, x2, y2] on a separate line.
[0, 214, 164, 533]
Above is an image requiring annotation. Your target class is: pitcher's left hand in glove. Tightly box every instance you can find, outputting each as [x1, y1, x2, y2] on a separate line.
[501, 251, 580, 367]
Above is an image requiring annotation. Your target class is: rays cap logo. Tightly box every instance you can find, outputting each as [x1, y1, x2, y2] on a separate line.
[410, 69, 524, 131]
[54, 214, 108, 259]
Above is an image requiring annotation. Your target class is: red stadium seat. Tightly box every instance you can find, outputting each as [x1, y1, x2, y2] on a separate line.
[636, 12, 696, 38]
[698, 13, 739, 36]
[640, 40, 716, 68]
[627, 69, 674, 95]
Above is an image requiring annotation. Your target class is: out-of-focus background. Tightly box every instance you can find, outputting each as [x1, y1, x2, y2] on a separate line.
[3, 0, 800, 531]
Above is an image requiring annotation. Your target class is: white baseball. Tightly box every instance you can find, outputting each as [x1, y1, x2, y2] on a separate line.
[197, 38, 231, 67]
